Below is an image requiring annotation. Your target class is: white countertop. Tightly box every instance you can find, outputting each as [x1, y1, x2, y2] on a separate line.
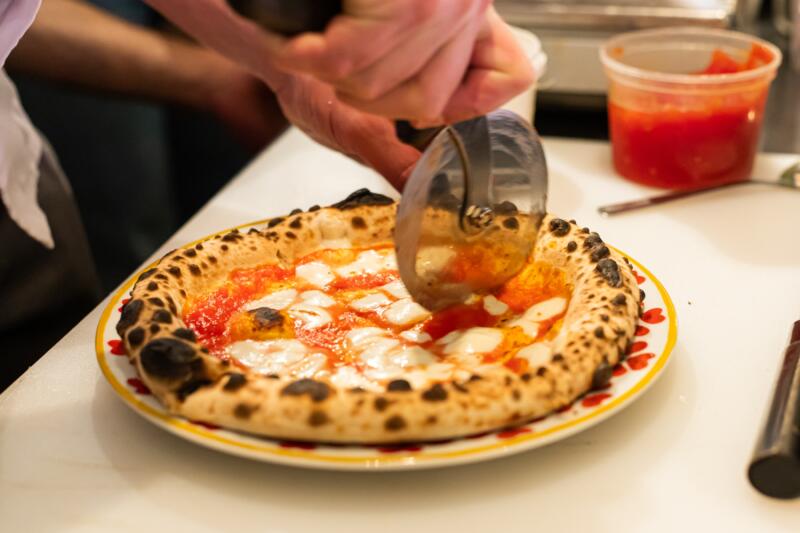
[2, 129, 799, 532]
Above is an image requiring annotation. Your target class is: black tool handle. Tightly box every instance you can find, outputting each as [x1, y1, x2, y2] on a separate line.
[748, 321, 800, 499]
[229, 0, 342, 36]
[228, 0, 440, 150]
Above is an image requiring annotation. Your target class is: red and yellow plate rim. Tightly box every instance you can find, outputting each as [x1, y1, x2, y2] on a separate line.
[96, 220, 677, 469]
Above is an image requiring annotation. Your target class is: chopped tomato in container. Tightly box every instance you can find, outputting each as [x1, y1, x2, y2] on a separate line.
[601, 28, 781, 189]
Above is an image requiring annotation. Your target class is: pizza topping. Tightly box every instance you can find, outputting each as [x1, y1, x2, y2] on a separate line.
[299, 290, 337, 308]
[399, 330, 432, 344]
[380, 279, 411, 299]
[483, 295, 509, 316]
[246, 288, 297, 311]
[442, 328, 503, 355]
[516, 342, 552, 368]
[296, 261, 335, 288]
[384, 298, 430, 326]
[350, 292, 393, 312]
[336, 249, 397, 278]
[287, 303, 333, 329]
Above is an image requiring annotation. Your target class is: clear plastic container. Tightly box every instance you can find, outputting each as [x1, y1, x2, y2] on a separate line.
[500, 26, 548, 123]
[600, 27, 782, 189]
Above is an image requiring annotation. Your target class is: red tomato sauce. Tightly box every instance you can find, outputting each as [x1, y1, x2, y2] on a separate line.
[609, 43, 774, 189]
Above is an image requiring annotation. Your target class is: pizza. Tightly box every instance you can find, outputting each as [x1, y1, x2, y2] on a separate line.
[116, 189, 642, 443]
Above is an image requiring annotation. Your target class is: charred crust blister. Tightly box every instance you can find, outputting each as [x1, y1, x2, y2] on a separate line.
[189, 264, 202, 276]
[591, 361, 613, 390]
[127, 327, 145, 347]
[117, 299, 143, 335]
[138, 268, 157, 282]
[351, 216, 367, 230]
[493, 201, 518, 215]
[583, 232, 602, 248]
[308, 410, 329, 426]
[422, 383, 448, 402]
[140, 338, 200, 381]
[374, 397, 390, 412]
[566, 241, 578, 253]
[549, 218, 570, 237]
[167, 266, 181, 278]
[330, 188, 394, 210]
[596, 258, 623, 287]
[612, 293, 627, 306]
[146, 281, 158, 291]
[502, 217, 520, 230]
[281, 379, 330, 402]
[172, 328, 197, 342]
[289, 217, 302, 230]
[177, 379, 212, 401]
[590, 245, 611, 263]
[223, 372, 247, 391]
[234, 404, 256, 419]
[153, 309, 172, 324]
[384, 415, 407, 431]
[387, 379, 412, 392]
[148, 297, 164, 308]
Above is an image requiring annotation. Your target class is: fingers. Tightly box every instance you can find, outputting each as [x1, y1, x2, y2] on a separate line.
[334, 15, 483, 122]
[440, 10, 535, 123]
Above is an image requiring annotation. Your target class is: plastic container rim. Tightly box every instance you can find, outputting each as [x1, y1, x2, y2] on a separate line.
[600, 26, 782, 89]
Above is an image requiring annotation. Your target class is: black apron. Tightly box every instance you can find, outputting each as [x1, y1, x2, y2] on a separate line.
[0, 141, 101, 390]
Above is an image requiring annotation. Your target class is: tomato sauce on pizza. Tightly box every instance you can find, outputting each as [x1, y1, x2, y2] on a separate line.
[183, 245, 571, 392]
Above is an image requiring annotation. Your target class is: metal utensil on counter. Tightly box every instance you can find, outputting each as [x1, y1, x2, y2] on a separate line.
[230, 0, 549, 310]
[395, 111, 548, 311]
[598, 162, 800, 216]
[748, 320, 800, 499]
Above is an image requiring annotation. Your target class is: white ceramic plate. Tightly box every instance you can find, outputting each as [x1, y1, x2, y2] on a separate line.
[97, 221, 677, 471]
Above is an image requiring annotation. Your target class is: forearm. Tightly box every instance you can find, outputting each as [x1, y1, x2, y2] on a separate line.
[6, 0, 228, 109]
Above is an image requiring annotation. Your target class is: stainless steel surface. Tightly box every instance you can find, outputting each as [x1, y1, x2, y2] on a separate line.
[395, 111, 548, 311]
[496, 1, 756, 98]
[496, 0, 739, 30]
[598, 162, 800, 215]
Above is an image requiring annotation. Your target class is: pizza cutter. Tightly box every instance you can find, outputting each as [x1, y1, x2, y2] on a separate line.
[230, 0, 549, 310]
[394, 112, 548, 311]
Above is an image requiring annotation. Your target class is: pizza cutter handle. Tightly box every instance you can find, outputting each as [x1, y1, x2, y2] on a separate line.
[228, 0, 343, 36]
[748, 320, 800, 499]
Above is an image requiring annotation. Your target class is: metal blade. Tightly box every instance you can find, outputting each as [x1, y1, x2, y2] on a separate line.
[395, 110, 548, 311]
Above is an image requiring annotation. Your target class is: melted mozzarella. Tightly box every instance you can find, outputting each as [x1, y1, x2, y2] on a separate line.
[436, 330, 462, 345]
[399, 329, 432, 344]
[330, 366, 382, 392]
[508, 318, 540, 338]
[349, 292, 392, 312]
[384, 298, 430, 326]
[359, 338, 401, 368]
[380, 279, 410, 299]
[287, 303, 332, 328]
[391, 345, 436, 367]
[291, 352, 328, 378]
[245, 288, 297, 311]
[443, 327, 503, 355]
[346, 327, 385, 348]
[299, 290, 336, 308]
[517, 343, 552, 368]
[296, 261, 334, 288]
[522, 297, 567, 322]
[336, 250, 396, 277]
[483, 295, 509, 316]
[227, 339, 307, 374]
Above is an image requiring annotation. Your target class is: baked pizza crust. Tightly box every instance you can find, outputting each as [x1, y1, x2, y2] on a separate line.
[116, 189, 642, 443]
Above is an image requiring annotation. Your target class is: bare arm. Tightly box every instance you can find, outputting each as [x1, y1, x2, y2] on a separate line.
[7, 0, 286, 150]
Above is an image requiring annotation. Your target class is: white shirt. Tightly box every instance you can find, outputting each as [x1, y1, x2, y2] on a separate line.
[0, 0, 51, 248]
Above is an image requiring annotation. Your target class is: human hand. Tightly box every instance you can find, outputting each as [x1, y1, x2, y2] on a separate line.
[271, 71, 422, 189]
[267, 3, 534, 125]
[144, 1, 534, 125]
